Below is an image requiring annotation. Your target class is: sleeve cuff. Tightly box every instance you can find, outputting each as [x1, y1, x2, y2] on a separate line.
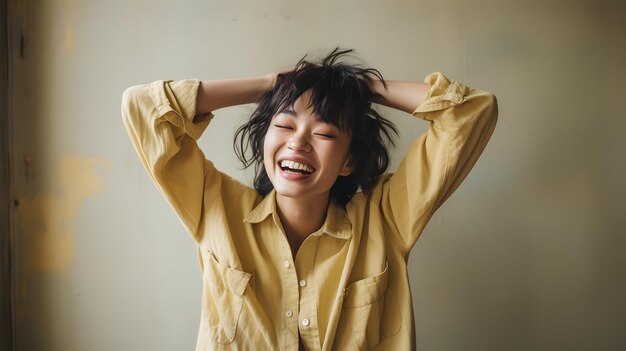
[149, 79, 213, 140]
[412, 72, 469, 117]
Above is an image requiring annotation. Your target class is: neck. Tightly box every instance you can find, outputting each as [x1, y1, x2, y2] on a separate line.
[275, 192, 329, 251]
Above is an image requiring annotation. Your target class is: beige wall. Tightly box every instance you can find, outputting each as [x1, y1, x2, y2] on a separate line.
[8, 0, 626, 350]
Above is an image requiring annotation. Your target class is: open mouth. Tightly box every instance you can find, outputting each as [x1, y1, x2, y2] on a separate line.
[279, 160, 315, 175]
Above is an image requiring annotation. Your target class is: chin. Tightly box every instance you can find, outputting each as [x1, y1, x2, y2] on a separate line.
[273, 186, 308, 199]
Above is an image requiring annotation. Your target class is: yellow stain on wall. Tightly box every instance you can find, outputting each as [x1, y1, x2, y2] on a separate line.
[18, 153, 110, 273]
[65, 24, 74, 55]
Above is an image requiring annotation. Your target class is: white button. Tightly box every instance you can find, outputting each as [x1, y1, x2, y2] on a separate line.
[285, 310, 293, 318]
[302, 318, 310, 326]
[284, 260, 290, 268]
[299, 279, 307, 287]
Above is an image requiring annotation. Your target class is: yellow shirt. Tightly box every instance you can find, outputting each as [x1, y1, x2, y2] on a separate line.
[121, 72, 497, 351]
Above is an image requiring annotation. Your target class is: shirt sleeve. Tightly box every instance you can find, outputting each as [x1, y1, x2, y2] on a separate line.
[121, 79, 215, 240]
[380, 72, 498, 253]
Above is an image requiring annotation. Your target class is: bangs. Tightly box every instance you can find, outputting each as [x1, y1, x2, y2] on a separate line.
[272, 88, 351, 131]
[269, 52, 384, 131]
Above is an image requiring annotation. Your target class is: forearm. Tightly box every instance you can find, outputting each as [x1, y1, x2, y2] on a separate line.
[195, 75, 274, 115]
[369, 80, 430, 114]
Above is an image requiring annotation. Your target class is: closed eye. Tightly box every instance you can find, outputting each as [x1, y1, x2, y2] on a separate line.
[314, 133, 336, 139]
[274, 124, 293, 130]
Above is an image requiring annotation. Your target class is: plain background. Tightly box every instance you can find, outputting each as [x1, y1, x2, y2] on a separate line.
[6, 0, 626, 350]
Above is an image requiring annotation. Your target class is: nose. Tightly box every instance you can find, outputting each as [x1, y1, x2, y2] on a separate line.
[287, 134, 311, 152]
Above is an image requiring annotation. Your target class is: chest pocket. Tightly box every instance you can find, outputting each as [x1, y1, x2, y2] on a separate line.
[202, 251, 252, 345]
[340, 262, 402, 350]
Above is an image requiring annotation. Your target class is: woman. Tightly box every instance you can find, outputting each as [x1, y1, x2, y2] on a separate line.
[122, 48, 497, 350]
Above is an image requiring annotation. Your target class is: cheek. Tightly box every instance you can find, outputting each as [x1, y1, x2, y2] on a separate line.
[326, 142, 351, 164]
[263, 132, 273, 154]
[262, 134, 277, 168]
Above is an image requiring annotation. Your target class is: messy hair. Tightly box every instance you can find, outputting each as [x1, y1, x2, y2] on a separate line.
[234, 48, 398, 206]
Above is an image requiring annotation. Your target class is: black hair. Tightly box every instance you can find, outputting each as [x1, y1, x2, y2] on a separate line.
[234, 47, 398, 206]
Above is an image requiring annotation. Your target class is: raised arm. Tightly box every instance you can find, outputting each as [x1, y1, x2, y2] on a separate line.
[374, 72, 498, 253]
[121, 75, 273, 240]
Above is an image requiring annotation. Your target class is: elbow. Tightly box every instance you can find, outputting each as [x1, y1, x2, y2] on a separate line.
[487, 92, 498, 114]
[121, 84, 152, 131]
[121, 85, 141, 122]
[479, 92, 498, 141]
[477, 90, 498, 125]
[488, 92, 498, 124]
[462, 89, 498, 138]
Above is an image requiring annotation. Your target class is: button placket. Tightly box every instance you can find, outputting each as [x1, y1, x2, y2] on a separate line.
[278, 235, 299, 349]
[294, 237, 322, 350]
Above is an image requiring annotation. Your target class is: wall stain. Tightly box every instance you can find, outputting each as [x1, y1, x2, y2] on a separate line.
[65, 24, 74, 55]
[16, 153, 111, 316]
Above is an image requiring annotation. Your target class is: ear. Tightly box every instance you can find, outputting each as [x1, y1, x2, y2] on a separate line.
[339, 155, 355, 176]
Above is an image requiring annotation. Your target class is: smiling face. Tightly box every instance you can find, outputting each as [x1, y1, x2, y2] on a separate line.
[263, 90, 354, 204]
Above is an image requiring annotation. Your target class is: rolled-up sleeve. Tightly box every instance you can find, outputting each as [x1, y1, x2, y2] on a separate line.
[121, 79, 214, 239]
[381, 72, 498, 252]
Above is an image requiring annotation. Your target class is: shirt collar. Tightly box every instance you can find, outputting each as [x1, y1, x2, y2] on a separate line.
[243, 190, 352, 240]
[243, 190, 277, 224]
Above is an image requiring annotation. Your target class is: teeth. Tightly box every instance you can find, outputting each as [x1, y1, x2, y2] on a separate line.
[280, 160, 314, 173]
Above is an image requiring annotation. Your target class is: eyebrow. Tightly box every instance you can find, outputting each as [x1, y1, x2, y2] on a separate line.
[280, 108, 297, 117]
